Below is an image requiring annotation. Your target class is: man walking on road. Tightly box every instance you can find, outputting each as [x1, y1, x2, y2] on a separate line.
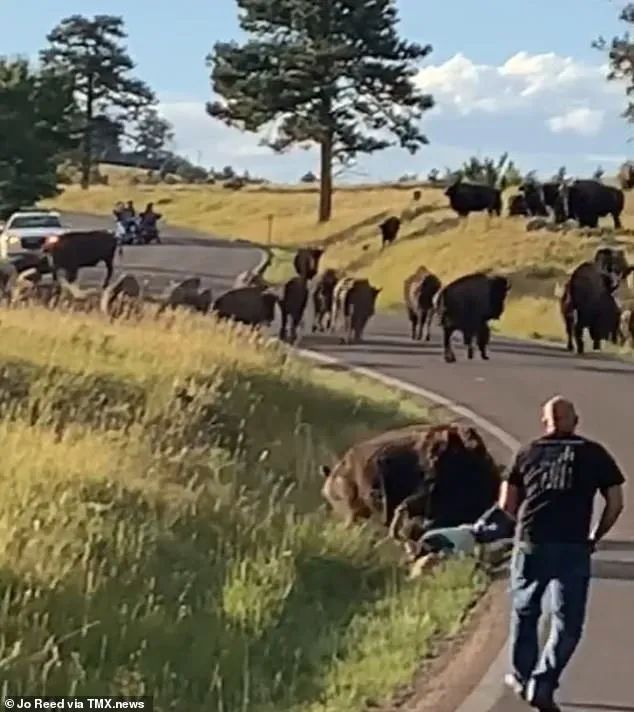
[499, 396, 625, 711]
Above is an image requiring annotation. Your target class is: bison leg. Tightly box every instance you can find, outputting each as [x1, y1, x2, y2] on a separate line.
[613, 212, 623, 230]
[423, 309, 434, 341]
[462, 328, 475, 359]
[102, 258, 114, 288]
[279, 310, 288, 341]
[574, 322, 585, 355]
[65, 266, 78, 283]
[477, 323, 491, 360]
[443, 326, 456, 363]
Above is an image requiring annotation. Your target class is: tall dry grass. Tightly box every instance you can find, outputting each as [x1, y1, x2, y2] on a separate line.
[0, 305, 483, 709]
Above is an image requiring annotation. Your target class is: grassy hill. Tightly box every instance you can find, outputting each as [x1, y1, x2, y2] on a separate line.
[47, 179, 634, 345]
[0, 305, 483, 709]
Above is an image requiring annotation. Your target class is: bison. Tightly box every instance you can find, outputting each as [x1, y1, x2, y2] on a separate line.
[594, 246, 632, 291]
[379, 216, 401, 248]
[618, 161, 634, 191]
[332, 277, 381, 343]
[518, 181, 559, 217]
[508, 193, 529, 217]
[212, 286, 278, 327]
[279, 276, 308, 343]
[436, 272, 510, 363]
[320, 423, 501, 549]
[560, 261, 624, 354]
[444, 179, 502, 218]
[293, 248, 324, 280]
[43, 230, 119, 288]
[403, 266, 442, 341]
[156, 277, 212, 316]
[557, 179, 624, 229]
[233, 269, 269, 290]
[312, 268, 339, 333]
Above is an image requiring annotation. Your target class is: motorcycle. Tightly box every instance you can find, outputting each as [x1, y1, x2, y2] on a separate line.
[138, 221, 161, 244]
[115, 218, 142, 245]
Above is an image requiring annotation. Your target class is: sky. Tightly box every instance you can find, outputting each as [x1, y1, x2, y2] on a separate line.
[2, 0, 634, 182]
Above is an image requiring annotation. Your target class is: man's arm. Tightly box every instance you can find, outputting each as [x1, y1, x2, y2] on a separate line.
[590, 485, 624, 545]
[498, 449, 526, 519]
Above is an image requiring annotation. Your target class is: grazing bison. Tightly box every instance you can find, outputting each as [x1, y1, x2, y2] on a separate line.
[518, 181, 559, 217]
[379, 216, 401, 248]
[293, 248, 324, 280]
[508, 193, 529, 217]
[560, 261, 625, 354]
[332, 277, 381, 343]
[156, 277, 212, 315]
[436, 272, 510, 363]
[43, 230, 119, 288]
[213, 286, 278, 327]
[320, 423, 501, 547]
[279, 276, 308, 343]
[444, 179, 502, 218]
[557, 179, 624, 229]
[403, 266, 442, 341]
[312, 268, 339, 333]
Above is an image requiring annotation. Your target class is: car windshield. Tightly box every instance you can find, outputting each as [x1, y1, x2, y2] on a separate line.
[10, 215, 61, 229]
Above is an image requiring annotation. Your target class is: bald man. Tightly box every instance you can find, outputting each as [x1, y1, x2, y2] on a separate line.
[499, 396, 625, 712]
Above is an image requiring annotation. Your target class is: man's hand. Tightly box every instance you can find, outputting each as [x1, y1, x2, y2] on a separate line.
[591, 485, 624, 546]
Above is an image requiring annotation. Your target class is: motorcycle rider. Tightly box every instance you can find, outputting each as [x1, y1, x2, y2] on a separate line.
[138, 203, 162, 243]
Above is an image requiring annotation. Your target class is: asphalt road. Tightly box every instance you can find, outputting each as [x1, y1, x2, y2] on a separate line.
[62, 214, 634, 712]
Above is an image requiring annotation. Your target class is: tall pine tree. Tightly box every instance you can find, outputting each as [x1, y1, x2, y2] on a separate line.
[41, 15, 155, 189]
[595, 4, 634, 124]
[207, 0, 434, 222]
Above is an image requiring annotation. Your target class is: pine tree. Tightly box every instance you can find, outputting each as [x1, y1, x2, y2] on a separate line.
[207, 0, 434, 222]
[133, 108, 174, 161]
[41, 15, 155, 189]
[0, 58, 78, 218]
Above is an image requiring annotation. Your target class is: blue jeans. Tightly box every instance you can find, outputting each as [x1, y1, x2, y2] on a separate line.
[509, 541, 591, 699]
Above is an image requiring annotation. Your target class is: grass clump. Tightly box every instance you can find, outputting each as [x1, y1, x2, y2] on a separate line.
[0, 305, 484, 710]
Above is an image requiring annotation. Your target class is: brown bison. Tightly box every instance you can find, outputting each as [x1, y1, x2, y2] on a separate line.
[279, 276, 308, 343]
[293, 248, 324, 280]
[156, 277, 212, 316]
[332, 277, 381, 343]
[436, 272, 510, 363]
[560, 262, 623, 354]
[43, 230, 119, 288]
[320, 423, 501, 546]
[312, 268, 339, 333]
[403, 266, 442, 341]
[213, 286, 278, 327]
[380, 216, 401, 248]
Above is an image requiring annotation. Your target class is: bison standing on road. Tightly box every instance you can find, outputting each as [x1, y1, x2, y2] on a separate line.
[293, 248, 324, 280]
[320, 423, 501, 550]
[403, 266, 442, 341]
[444, 179, 502, 219]
[312, 268, 339, 333]
[379, 216, 401, 248]
[213, 286, 278, 328]
[279, 276, 308, 343]
[331, 277, 381, 344]
[43, 230, 119, 288]
[560, 250, 632, 354]
[557, 179, 624, 229]
[436, 272, 510, 363]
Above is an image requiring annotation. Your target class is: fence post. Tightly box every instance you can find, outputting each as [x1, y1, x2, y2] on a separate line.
[267, 214, 274, 246]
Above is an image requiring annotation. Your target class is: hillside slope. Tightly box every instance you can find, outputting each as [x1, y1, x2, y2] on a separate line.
[0, 306, 482, 710]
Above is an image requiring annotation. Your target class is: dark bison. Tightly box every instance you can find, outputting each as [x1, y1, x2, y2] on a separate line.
[43, 230, 119, 287]
[557, 180, 624, 229]
[403, 266, 442, 341]
[380, 216, 401, 248]
[293, 248, 324, 280]
[332, 277, 381, 343]
[156, 277, 212, 316]
[559, 249, 631, 354]
[213, 287, 278, 327]
[312, 268, 339, 333]
[279, 276, 308, 343]
[320, 423, 501, 550]
[518, 181, 559, 217]
[444, 179, 502, 218]
[560, 262, 622, 354]
[508, 193, 529, 217]
[436, 272, 510, 363]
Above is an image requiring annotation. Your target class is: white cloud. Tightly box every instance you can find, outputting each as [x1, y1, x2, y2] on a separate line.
[547, 107, 605, 136]
[154, 51, 632, 182]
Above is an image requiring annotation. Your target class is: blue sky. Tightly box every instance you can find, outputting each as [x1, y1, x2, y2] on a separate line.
[2, 0, 633, 181]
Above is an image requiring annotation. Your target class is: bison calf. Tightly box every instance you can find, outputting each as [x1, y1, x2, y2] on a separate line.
[312, 268, 339, 333]
[380, 216, 401, 248]
[279, 276, 308, 343]
[332, 277, 381, 344]
[403, 266, 442, 341]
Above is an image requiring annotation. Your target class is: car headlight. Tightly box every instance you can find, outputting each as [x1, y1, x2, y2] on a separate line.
[46, 235, 59, 246]
[8, 234, 19, 244]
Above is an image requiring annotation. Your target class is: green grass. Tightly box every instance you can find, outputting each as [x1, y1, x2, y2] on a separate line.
[0, 306, 484, 709]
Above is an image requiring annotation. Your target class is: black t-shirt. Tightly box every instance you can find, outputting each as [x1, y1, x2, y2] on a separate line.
[504, 433, 625, 544]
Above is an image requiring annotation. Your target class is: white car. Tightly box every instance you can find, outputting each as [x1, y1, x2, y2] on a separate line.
[0, 210, 66, 261]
